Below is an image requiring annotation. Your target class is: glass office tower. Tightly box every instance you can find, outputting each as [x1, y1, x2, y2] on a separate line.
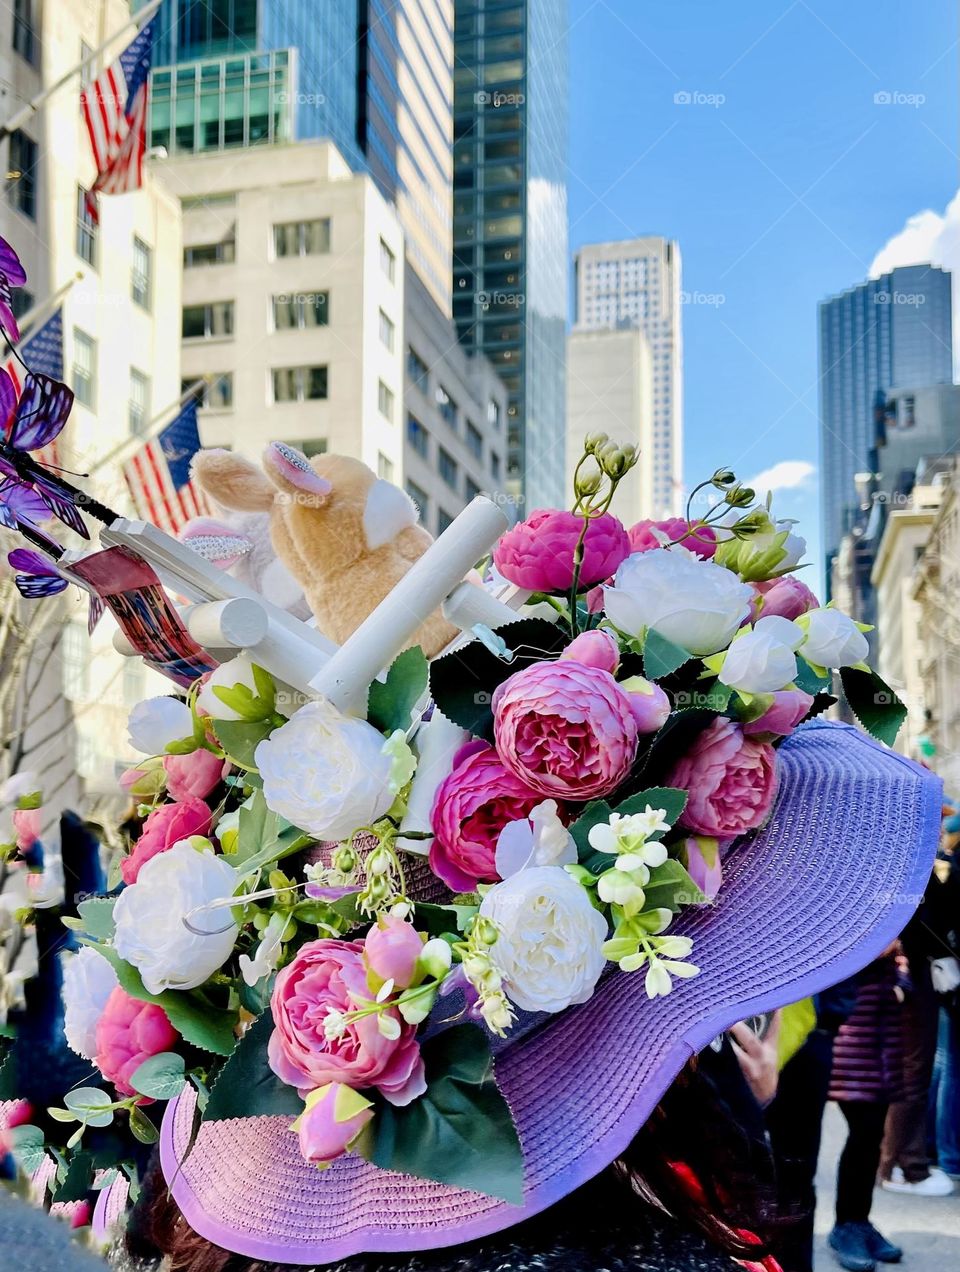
[452, 0, 568, 508]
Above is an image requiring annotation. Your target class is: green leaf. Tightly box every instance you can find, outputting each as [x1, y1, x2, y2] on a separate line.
[51, 1150, 92, 1204]
[360, 1024, 523, 1203]
[795, 658, 832, 696]
[643, 858, 706, 913]
[570, 800, 615, 859]
[81, 943, 238, 1056]
[232, 789, 304, 874]
[250, 661, 276, 706]
[128, 1105, 159, 1145]
[130, 1051, 186, 1101]
[8, 1124, 46, 1174]
[212, 718, 276, 771]
[0, 1046, 16, 1100]
[203, 1010, 302, 1122]
[572, 789, 688, 874]
[697, 680, 733, 713]
[367, 647, 429, 734]
[643, 628, 695, 679]
[64, 1087, 114, 1128]
[839, 667, 907, 747]
[76, 897, 116, 941]
[412, 901, 477, 938]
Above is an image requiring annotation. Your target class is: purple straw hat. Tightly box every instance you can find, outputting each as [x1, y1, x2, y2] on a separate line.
[161, 719, 940, 1265]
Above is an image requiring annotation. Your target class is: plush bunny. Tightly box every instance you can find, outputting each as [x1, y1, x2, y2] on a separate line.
[190, 443, 458, 657]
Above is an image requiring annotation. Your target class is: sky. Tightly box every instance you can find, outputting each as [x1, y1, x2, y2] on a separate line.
[567, 0, 959, 585]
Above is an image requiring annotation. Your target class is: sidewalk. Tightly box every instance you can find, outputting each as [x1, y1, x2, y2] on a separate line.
[814, 1103, 960, 1269]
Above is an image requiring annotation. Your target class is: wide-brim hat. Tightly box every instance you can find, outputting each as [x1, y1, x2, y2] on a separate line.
[161, 719, 941, 1265]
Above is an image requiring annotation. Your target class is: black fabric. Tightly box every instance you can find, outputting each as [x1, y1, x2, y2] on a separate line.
[836, 1100, 889, 1225]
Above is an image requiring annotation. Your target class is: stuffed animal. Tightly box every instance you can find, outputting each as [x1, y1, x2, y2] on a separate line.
[190, 443, 458, 657]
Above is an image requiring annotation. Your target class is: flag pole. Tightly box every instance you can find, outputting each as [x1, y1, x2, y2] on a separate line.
[3, 275, 83, 353]
[86, 379, 208, 477]
[0, 0, 164, 142]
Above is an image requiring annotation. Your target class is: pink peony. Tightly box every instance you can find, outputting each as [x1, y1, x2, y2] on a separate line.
[430, 740, 545, 891]
[294, 1082, 373, 1167]
[94, 986, 178, 1097]
[162, 749, 229, 801]
[493, 508, 630, 593]
[493, 660, 639, 800]
[668, 718, 777, 838]
[753, 575, 820, 621]
[363, 916, 423, 990]
[742, 689, 814, 738]
[559, 629, 619, 674]
[629, 518, 717, 558]
[121, 796, 212, 885]
[268, 939, 426, 1106]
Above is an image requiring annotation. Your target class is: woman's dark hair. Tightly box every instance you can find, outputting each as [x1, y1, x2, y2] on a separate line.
[126, 1049, 781, 1272]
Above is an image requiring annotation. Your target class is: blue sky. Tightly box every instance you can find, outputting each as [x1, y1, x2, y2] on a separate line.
[567, 0, 959, 584]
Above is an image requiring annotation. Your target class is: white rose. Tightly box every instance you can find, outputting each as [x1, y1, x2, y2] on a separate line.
[195, 653, 273, 721]
[61, 946, 118, 1059]
[798, 608, 869, 669]
[127, 697, 193, 755]
[113, 841, 238, 994]
[720, 615, 804, 693]
[255, 699, 395, 841]
[604, 549, 754, 656]
[479, 866, 607, 1013]
[776, 522, 807, 570]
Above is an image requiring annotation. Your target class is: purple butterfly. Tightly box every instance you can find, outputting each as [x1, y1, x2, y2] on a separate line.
[0, 365, 84, 538]
[0, 236, 28, 346]
[7, 548, 68, 599]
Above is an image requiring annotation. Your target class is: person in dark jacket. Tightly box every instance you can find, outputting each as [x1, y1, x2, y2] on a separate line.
[826, 951, 906, 1271]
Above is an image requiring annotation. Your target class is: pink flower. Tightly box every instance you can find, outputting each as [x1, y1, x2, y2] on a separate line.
[629, 518, 717, 558]
[624, 677, 672, 733]
[12, 807, 40, 852]
[668, 718, 777, 839]
[743, 689, 814, 738]
[162, 750, 229, 801]
[753, 575, 820, 621]
[94, 987, 178, 1097]
[559, 629, 619, 674]
[363, 916, 423, 990]
[49, 1200, 92, 1229]
[493, 660, 639, 800]
[430, 740, 545, 891]
[681, 835, 724, 900]
[268, 939, 426, 1107]
[493, 509, 631, 593]
[293, 1082, 374, 1167]
[121, 796, 212, 885]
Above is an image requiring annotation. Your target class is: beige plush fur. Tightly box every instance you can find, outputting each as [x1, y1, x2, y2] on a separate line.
[191, 445, 457, 657]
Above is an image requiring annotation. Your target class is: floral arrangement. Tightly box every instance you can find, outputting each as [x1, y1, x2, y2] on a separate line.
[6, 432, 906, 1209]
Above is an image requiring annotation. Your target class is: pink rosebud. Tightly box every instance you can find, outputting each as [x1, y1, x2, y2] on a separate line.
[121, 796, 212, 884]
[430, 740, 545, 891]
[629, 517, 717, 559]
[742, 689, 814, 738]
[621, 676, 671, 733]
[668, 718, 777, 839]
[682, 835, 724, 900]
[363, 916, 424, 990]
[12, 807, 40, 852]
[119, 760, 167, 798]
[493, 508, 631, 593]
[94, 986, 178, 1098]
[49, 1199, 93, 1229]
[294, 1082, 374, 1167]
[753, 575, 820, 621]
[163, 749, 229, 801]
[492, 660, 639, 800]
[559, 630, 620, 674]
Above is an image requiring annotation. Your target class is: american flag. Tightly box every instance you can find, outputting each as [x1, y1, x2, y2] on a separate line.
[122, 399, 211, 535]
[80, 18, 155, 220]
[4, 307, 64, 468]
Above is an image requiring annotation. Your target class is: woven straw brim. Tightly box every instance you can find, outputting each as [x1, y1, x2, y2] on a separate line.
[161, 720, 941, 1264]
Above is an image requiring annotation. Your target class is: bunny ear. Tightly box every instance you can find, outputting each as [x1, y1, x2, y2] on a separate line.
[262, 442, 332, 500]
[192, 449, 277, 512]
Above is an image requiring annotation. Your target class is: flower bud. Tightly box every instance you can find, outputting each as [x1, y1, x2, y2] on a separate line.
[712, 468, 736, 487]
[583, 431, 609, 455]
[418, 937, 453, 980]
[475, 917, 500, 947]
[367, 848, 391, 877]
[333, 846, 357, 874]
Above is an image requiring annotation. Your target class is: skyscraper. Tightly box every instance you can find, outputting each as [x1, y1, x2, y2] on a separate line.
[818, 263, 953, 576]
[574, 236, 683, 518]
[452, 0, 569, 509]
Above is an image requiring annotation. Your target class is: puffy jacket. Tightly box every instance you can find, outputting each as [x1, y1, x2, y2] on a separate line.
[828, 954, 906, 1104]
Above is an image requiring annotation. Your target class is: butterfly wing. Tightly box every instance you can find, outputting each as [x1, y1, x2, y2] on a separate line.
[8, 373, 74, 451]
[31, 470, 89, 539]
[7, 548, 68, 599]
[0, 476, 51, 527]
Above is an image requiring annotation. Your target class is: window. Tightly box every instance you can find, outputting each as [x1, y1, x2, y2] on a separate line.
[79, 39, 93, 88]
[8, 131, 38, 219]
[488, 398, 501, 429]
[13, 0, 37, 65]
[272, 291, 329, 329]
[75, 186, 97, 267]
[465, 476, 481, 502]
[184, 238, 236, 266]
[378, 452, 394, 481]
[407, 346, 429, 392]
[406, 480, 429, 518]
[436, 384, 457, 429]
[466, 421, 483, 461]
[273, 219, 330, 257]
[407, 413, 429, 458]
[272, 365, 328, 402]
[72, 329, 96, 409]
[379, 309, 395, 351]
[437, 508, 455, 534]
[182, 372, 234, 410]
[378, 381, 394, 421]
[182, 301, 234, 338]
[491, 451, 501, 481]
[380, 237, 396, 282]
[129, 368, 149, 435]
[438, 447, 458, 491]
[132, 237, 152, 309]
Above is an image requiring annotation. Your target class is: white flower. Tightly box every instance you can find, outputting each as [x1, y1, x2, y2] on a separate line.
[720, 615, 804, 694]
[479, 866, 607, 1013]
[127, 697, 193, 756]
[61, 947, 118, 1060]
[255, 699, 395, 841]
[238, 911, 289, 987]
[587, 809, 670, 870]
[495, 800, 577, 879]
[776, 522, 806, 570]
[597, 865, 649, 911]
[195, 653, 270, 721]
[604, 550, 753, 656]
[113, 841, 238, 994]
[797, 608, 869, 669]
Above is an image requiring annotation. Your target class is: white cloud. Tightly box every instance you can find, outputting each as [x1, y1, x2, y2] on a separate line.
[746, 460, 815, 496]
